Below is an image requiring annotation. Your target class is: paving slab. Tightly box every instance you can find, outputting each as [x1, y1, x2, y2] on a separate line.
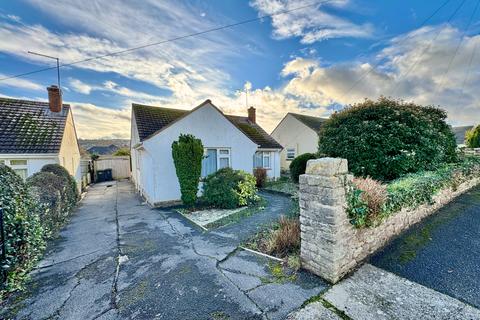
[324, 264, 480, 320]
[286, 301, 342, 320]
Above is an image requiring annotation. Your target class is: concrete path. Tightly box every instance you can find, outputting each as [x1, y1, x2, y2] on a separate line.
[1, 181, 327, 320]
[371, 186, 480, 308]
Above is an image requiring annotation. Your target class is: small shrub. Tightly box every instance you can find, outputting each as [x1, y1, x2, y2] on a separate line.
[202, 168, 259, 209]
[350, 177, 387, 226]
[171, 134, 204, 206]
[26, 172, 69, 236]
[319, 97, 457, 181]
[253, 168, 267, 187]
[0, 165, 45, 292]
[41, 164, 79, 209]
[289, 153, 316, 183]
[266, 216, 300, 257]
[466, 125, 480, 148]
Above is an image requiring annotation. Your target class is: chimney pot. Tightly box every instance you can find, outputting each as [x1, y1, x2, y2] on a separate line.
[47, 85, 62, 113]
[248, 106, 256, 123]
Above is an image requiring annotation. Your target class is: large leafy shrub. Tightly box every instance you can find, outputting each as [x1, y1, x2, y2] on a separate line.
[26, 172, 70, 236]
[171, 134, 204, 206]
[289, 153, 317, 182]
[41, 164, 79, 209]
[203, 168, 259, 209]
[347, 156, 480, 228]
[0, 165, 45, 291]
[319, 97, 457, 181]
[466, 125, 480, 148]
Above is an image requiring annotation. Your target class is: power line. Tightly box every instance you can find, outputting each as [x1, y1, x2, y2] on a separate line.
[437, 0, 480, 92]
[0, 0, 338, 82]
[336, 0, 453, 103]
[389, 0, 466, 97]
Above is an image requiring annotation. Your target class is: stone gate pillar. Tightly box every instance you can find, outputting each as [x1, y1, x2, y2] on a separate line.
[299, 158, 352, 283]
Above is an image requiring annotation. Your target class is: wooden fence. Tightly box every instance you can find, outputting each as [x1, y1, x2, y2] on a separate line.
[94, 156, 131, 180]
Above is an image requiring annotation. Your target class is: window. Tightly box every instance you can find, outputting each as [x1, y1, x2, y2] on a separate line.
[286, 148, 296, 160]
[8, 159, 28, 181]
[201, 148, 231, 176]
[254, 151, 271, 169]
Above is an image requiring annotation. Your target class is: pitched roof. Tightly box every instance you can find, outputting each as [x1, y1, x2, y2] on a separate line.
[132, 101, 283, 149]
[0, 97, 70, 154]
[289, 113, 328, 132]
[452, 125, 474, 145]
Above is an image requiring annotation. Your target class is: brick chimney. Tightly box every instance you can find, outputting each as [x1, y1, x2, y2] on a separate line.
[248, 106, 256, 123]
[47, 85, 62, 113]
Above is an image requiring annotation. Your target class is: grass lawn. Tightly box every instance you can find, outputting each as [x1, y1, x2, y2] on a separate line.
[263, 177, 298, 196]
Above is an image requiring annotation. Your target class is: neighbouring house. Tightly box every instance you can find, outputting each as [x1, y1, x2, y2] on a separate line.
[271, 113, 327, 171]
[452, 125, 474, 146]
[0, 85, 82, 187]
[130, 100, 282, 206]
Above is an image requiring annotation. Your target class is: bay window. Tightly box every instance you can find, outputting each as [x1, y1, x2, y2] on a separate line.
[254, 151, 271, 169]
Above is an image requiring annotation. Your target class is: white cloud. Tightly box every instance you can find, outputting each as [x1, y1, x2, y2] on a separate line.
[69, 78, 92, 94]
[250, 0, 374, 43]
[0, 74, 43, 91]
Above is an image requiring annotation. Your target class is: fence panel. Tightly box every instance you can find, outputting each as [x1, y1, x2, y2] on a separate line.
[94, 156, 131, 180]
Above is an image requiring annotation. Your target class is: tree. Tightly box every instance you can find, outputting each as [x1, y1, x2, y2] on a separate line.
[466, 125, 480, 148]
[318, 97, 457, 181]
[171, 134, 204, 206]
[113, 148, 130, 156]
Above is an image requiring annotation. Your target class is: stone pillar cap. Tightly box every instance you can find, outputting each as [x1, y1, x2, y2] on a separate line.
[305, 158, 348, 176]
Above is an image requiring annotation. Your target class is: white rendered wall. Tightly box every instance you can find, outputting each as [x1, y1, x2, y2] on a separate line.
[141, 103, 258, 204]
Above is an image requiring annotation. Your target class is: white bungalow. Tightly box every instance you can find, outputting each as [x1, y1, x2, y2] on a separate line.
[0, 86, 81, 186]
[271, 113, 327, 171]
[130, 100, 283, 206]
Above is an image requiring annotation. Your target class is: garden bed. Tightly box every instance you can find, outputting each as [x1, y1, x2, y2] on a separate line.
[178, 198, 267, 230]
[263, 178, 298, 196]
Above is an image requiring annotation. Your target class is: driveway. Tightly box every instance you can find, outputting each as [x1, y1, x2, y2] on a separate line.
[1, 181, 327, 320]
[371, 186, 480, 308]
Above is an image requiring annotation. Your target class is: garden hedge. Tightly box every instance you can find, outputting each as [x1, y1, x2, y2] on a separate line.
[172, 134, 204, 206]
[318, 97, 457, 181]
[41, 164, 79, 209]
[289, 153, 317, 182]
[203, 168, 259, 209]
[346, 156, 480, 228]
[0, 165, 45, 292]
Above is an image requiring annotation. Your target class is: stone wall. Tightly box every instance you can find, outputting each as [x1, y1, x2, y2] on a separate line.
[299, 157, 480, 283]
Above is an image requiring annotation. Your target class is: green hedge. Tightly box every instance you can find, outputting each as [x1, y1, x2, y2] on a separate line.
[466, 125, 480, 148]
[41, 164, 79, 209]
[289, 153, 316, 183]
[202, 168, 259, 209]
[0, 165, 45, 292]
[319, 97, 457, 181]
[172, 134, 204, 206]
[347, 156, 480, 228]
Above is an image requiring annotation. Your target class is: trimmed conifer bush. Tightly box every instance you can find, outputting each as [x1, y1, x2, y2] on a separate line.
[171, 134, 204, 206]
[41, 164, 79, 208]
[289, 153, 317, 182]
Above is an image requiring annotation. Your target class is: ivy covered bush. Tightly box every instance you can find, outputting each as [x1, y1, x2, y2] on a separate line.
[289, 153, 316, 183]
[0, 165, 45, 292]
[319, 97, 457, 181]
[466, 125, 480, 148]
[27, 172, 70, 236]
[41, 164, 79, 209]
[172, 134, 204, 206]
[202, 168, 259, 209]
[347, 156, 480, 228]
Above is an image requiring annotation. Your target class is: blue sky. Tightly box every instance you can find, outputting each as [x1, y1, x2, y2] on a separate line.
[1, 0, 479, 138]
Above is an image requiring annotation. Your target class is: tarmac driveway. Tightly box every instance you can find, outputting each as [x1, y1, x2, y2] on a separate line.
[2, 181, 327, 320]
[371, 186, 480, 308]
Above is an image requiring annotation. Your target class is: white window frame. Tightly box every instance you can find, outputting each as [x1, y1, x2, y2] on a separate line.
[286, 148, 296, 161]
[3, 159, 29, 180]
[254, 151, 271, 169]
[202, 147, 231, 176]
